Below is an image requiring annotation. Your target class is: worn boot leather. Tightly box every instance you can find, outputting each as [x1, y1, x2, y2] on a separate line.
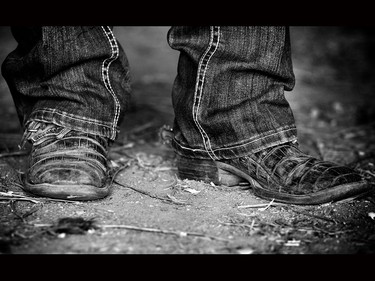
[177, 142, 374, 205]
[21, 121, 111, 201]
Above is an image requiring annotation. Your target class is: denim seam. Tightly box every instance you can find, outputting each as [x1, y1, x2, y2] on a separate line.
[100, 26, 120, 140]
[30, 108, 115, 127]
[174, 126, 297, 154]
[193, 26, 221, 161]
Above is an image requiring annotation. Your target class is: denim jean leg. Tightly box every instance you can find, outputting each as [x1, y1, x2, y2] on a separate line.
[1, 26, 131, 141]
[168, 26, 298, 160]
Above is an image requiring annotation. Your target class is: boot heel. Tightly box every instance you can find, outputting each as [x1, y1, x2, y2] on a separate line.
[176, 155, 245, 186]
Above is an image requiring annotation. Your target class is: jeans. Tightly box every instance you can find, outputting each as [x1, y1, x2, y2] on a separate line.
[1, 26, 298, 161]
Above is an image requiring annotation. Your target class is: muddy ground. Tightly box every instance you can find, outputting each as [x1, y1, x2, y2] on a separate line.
[1, 27, 375, 254]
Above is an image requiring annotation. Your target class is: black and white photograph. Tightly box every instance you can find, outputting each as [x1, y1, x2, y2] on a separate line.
[0, 26, 375, 255]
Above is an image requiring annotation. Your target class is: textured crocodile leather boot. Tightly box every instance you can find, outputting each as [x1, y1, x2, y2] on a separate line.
[21, 121, 112, 201]
[177, 142, 374, 205]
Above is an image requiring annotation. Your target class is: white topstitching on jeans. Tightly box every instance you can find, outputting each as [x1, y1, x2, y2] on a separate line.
[192, 26, 221, 160]
[175, 126, 298, 154]
[100, 26, 121, 140]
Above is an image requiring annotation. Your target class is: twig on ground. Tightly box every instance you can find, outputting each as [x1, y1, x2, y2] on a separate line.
[111, 164, 185, 205]
[38, 198, 84, 204]
[312, 226, 354, 236]
[0, 191, 82, 204]
[0, 196, 40, 204]
[110, 164, 130, 179]
[237, 200, 286, 209]
[0, 150, 29, 158]
[0, 191, 41, 203]
[114, 179, 186, 205]
[99, 224, 230, 242]
[258, 199, 275, 211]
[33, 223, 53, 227]
[250, 219, 256, 232]
[33, 221, 229, 241]
[359, 169, 375, 178]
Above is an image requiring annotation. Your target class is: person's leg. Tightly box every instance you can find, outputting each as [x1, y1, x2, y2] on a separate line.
[168, 26, 373, 205]
[1, 26, 131, 200]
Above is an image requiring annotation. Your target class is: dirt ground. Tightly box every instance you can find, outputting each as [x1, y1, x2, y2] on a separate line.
[1, 27, 375, 255]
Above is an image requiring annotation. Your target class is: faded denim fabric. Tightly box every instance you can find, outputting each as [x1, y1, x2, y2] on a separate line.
[2, 26, 298, 160]
[1, 26, 131, 141]
[168, 26, 298, 160]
